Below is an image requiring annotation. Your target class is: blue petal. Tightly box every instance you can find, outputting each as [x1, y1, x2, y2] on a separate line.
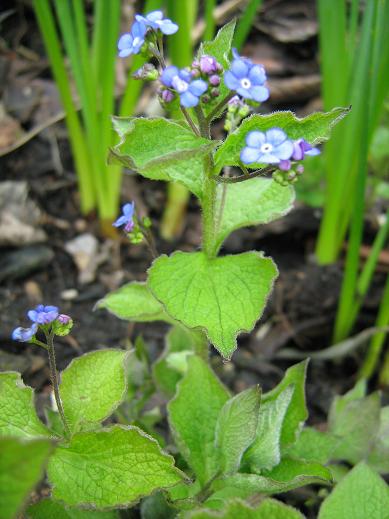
[146, 10, 163, 22]
[275, 140, 294, 160]
[240, 146, 261, 164]
[248, 65, 266, 85]
[44, 306, 58, 313]
[250, 85, 269, 103]
[306, 147, 321, 156]
[159, 20, 179, 35]
[161, 66, 179, 87]
[118, 33, 133, 51]
[132, 20, 147, 38]
[188, 79, 207, 96]
[236, 86, 252, 99]
[257, 152, 281, 164]
[179, 69, 192, 82]
[118, 48, 133, 58]
[123, 202, 135, 217]
[180, 91, 199, 108]
[266, 128, 288, 146]
[246, 131, 266, 148]
[28, 310, 38, 322]
[224, 71, 240, 90]
[113, 215, 128, 227]
[230, 59, 249, 79]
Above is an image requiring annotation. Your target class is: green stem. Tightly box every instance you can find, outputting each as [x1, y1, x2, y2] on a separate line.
[202, 156, 218, 258]
[46, 332, 71, 438]
[181, 107, 201, 136]
[206, 92, 235, 123]
[194, 105, 210, 138]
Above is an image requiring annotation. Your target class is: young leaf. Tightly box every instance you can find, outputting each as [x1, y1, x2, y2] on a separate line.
[95, 282, 172, 323]
[328, 391, 381, 464]
[318, 462, 389, 519]
[214, 178, 295, 251]
[263, 457, 333, 485]
[285, 427, 337, 465]
[0, 372, 51, 439]
[214, 107, 350, 171]
[28, 498, 119, 518]
[184, 497, 306, 518]
[368, 407, 389, 474]
[111, 117, 219, 199]
[168, 356, 230, 485]
[214, 386, 261, 475]
[59, 350, 128, 433]
[0, 437, 52, 519]
[244, 385, 294, 472]
[148, 251, 278, 359]
[47, 425, 183, 508]
[153, 326, 199, 397]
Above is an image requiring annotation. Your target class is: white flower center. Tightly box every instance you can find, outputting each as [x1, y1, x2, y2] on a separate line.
[172, 75, 188, 93]
[133, 36, 142, 48]
[260, 143, 273, 153]
[240, 78, 252, 89]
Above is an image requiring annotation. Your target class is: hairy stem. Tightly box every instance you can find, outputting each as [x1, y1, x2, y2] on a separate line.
[181, 107, 201, 136]
[206, 91, 235, 123]
[216, 165, 276, 183]
[46, 332, 71, 438]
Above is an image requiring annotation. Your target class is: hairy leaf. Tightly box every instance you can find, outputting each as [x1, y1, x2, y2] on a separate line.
[95, 282, 171, 323]
[60, 350, 128, 433]
[48, 425, 183, 508]
[264, 457, 333, 485]
[111, 117, 218, 198]
[0, 437, 52, 519]
[215, 178, 295, 251]
[148, 251, 278, 359]
[0, 372, 50, 439]
[184, 498, 305, 518]
[214, 107, 350, 171]
[368, 407, 389, 474]
[286, 427, 337, 465]
[168, 356, 230, 485]
[319, 462, 389, 519]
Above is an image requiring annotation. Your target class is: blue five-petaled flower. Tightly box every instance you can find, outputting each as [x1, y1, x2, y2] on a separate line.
[118, 21, 147, 57]
[161, 66, 207, 108]
[136, 10, 178, 35]
[12, 323, 38, 342]
[113, 202, 135, 233]
[225, 49, 269, 103]
[28, 305, 59, 325]
[241, 128, 294, 165]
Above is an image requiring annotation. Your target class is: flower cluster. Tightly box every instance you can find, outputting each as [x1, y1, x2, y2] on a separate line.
[118, 10, 178, 58]
[191, 55, 223, 101]
[161, 67, 208, 108]
[12, 305, 72, 342]
[240, 128, 320, 185]
[224, 49, 269, 103]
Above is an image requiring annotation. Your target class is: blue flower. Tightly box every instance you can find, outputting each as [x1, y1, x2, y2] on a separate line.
[161, 66, 207, 108]
[28, 305, 59, 325]
[224, 49, 269, 103]
[292, 139, 320, 160]
[118, 20, 147, 57]
[240, 128, 294, 165]
[136, 10, 178, 35]
[113, 202, 135, 232]
[12, 323, 38, 342]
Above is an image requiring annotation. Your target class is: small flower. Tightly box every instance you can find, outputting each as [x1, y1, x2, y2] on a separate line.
[240, 128, 293, 164]
[113, 202, 135, 232]
[118, 20, 147, 57]
[57, 314, 71, 324]
[209, 75, 220, 86]
[12, 323, 38, 342]
[28, 305, 59, 325]
[136, 10, 178, 35]
[292, 138, 320, 160]
[199, 55, 219, 75]
[52, 315, 73, 337]
[161, 66, 207, 108]
[224, 49, 269, 103]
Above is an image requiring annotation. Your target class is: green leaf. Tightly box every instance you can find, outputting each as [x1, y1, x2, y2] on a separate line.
[286, 427, 337, 465]
[140, 492, 177, 519]
[0, 372, 51, 439]
[318, 462, 389, 519]
[153, 326, 199, 397]
[168, 356, 230, 485]
[368, 407, 389, 474]
[264, 457, 333, 485]
[47, 425, 183, 508]
[328, 390, 381, 464]
[148, 251, 278, 359]
[214, 178, 295, 251]
[214, 107, 350, 171]
[197, 21, 236, 119]
[0, 437, 52, 519]
[59, 350, 128, 433]
[27, 499, 119, 519]
[244, 385, 294, 472]
[215, 386, 261, 475]
[208, 470, 330, 506]
[111, 117, 219, 198]
[96, 282, 172, 323]
[183, 498, 306, 518]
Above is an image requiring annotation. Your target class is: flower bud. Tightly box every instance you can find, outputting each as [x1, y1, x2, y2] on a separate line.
[161, 89, 175, 103]
[202, 94, 210, 104]
[209, 75, 220, 86]
[210, 87, 220, 98]
[200, 55, 218, 75]
[133, 63, 159, 81]
[52, 315, 73, 337]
